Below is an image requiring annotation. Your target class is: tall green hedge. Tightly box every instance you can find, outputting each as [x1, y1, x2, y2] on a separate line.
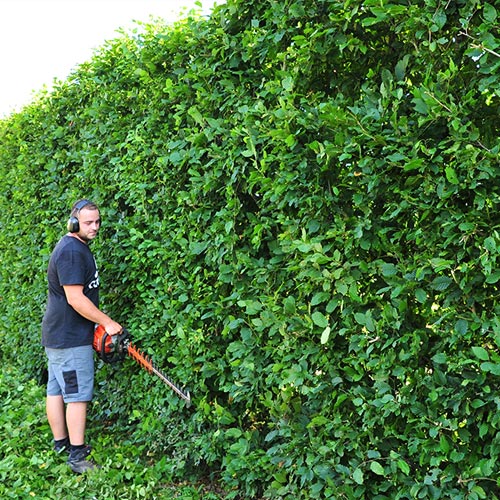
[1, 0, 500, 497]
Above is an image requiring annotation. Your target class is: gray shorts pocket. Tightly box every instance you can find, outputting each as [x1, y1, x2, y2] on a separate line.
[63, 370, 78, 394]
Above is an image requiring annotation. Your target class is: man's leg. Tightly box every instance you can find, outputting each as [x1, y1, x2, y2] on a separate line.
[66, 400, 96, 474]
[66, 401, 88, 446]
[46, 394, 68, 440]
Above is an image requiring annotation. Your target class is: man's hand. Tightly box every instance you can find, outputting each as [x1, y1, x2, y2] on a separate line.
[102, 320, 123, 336]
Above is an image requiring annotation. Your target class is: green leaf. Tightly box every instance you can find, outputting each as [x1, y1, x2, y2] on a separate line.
[404, 158, 424, 171]
[481, 362, 500, 375]
[432, 353, 447, 364]
[381, 262, 398, 276]
[394, 55, 410, 81]
[484, 236, 497, 253]
[486, 271, 500, 284]
[431, 276, 452, 291]
[307, 415, 330, 427]
[361, 16, 383, 27]
[415, 288, 427, 303]
[320, 326, 331, 345]
[483, 3, 497, 22]
[238, 300, 262, 315]
[312, 311, 328, 328]
[311, 292, 330, 305]
[354, 312, 365, 325]
[470, 485, 487, 499]
[429, 258, 453, 271]
[397, 459, 410, 475]
[387, 152, 406, 162]
[282, 76, 294, 92]
[472, 346, 490, 361]
[187, 106, 204, 125]
[412, 94, 429, 114]
[440, 435, 450, 453]
[454, 319, 468, 336]
[445, 166, 459, 185]
[190, 241, 208, 255]
[365, 314, 375, 332]
[353, 467, 364, 484]
[370, 461, 385, 476]
[432, 11, 447, 29]
[283, 296, 296, 315]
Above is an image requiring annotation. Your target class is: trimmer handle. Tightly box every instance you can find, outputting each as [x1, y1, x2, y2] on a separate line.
[93, 325, 129, 363]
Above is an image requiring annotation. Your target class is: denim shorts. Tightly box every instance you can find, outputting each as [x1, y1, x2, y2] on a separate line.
[45, 345, 94, 403]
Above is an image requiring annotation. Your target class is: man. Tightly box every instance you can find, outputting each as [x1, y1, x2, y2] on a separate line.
[41, 199, 122, 474]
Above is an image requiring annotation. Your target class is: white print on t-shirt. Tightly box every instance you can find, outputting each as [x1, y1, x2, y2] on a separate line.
[88, 270, 100, 289]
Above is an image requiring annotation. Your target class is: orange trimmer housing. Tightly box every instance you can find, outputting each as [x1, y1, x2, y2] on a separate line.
[92, 324, 129, 363]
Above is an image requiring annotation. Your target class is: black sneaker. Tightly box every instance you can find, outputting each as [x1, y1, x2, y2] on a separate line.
[67, 445, 98, 474]
[53, 437, 70, 454]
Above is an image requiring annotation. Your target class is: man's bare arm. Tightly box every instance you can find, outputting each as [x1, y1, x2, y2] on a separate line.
[63, 285, 122, 335]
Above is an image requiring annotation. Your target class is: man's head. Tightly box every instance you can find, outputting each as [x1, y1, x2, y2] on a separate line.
[67, 199, 101, 242]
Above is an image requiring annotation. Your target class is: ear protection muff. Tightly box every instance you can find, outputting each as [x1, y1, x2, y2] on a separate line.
[67, 199, 91, 233]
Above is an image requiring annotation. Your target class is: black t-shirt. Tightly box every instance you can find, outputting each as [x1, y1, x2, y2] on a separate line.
[41, 235, 100, 348]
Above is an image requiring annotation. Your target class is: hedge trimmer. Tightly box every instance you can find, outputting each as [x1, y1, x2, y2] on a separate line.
[93, 325, 191, 407]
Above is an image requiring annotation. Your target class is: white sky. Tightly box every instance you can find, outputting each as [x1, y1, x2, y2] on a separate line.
[0, 0, 221, 117]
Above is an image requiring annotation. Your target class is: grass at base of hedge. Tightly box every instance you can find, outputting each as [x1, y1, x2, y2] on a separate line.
[0, 365, 225, 500]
